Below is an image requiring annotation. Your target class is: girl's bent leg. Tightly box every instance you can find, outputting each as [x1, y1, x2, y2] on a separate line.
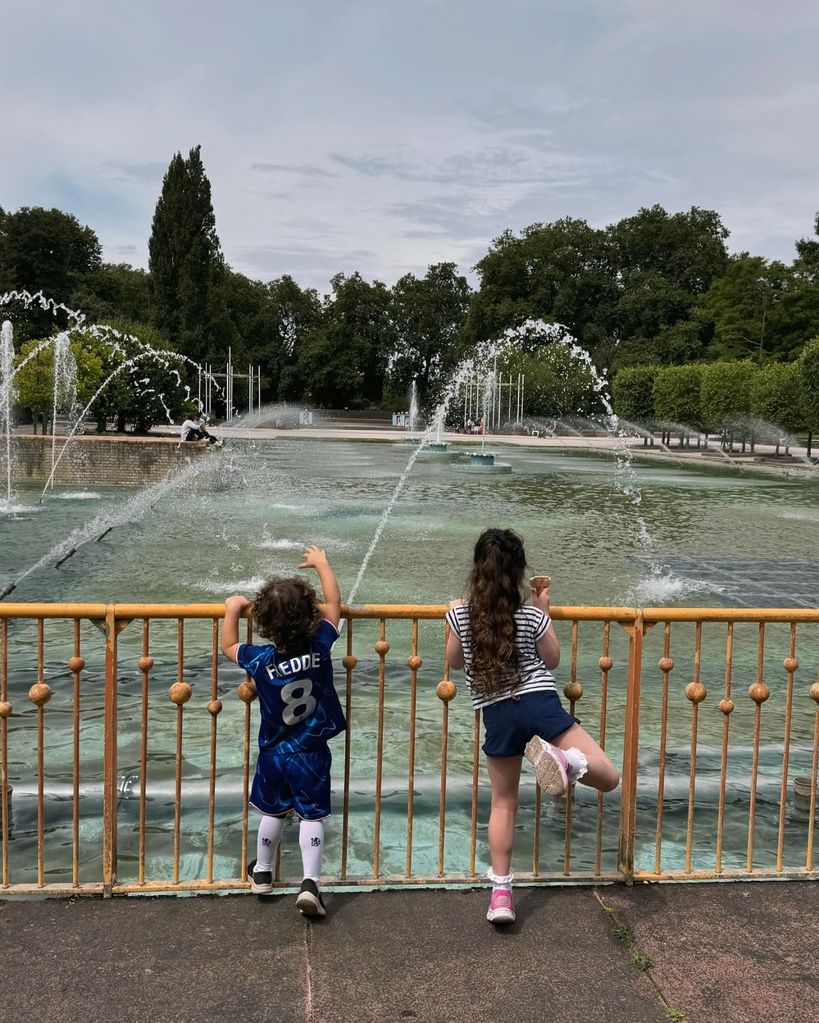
[552, 724, 620, 792]
[485, 755, 523, 876]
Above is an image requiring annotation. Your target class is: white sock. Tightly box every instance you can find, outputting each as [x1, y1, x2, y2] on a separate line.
[487, 869, 514, 890]
[563, 746, 588, 784]
[299, 819, 324, 882]
[256, 815, 285, 871]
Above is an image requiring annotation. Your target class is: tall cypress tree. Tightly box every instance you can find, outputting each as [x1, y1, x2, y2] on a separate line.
[148, 145, 234, 363]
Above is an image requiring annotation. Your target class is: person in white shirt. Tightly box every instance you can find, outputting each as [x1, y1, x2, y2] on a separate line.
[180, 417, 218, 444]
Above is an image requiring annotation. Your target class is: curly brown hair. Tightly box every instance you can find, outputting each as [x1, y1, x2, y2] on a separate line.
[252, 576, 322, 651]
[467, 528, 528, 698]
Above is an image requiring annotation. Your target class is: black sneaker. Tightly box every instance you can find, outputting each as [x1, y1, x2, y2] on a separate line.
[295, 878, 326, 918]
[247, 859, 273, 895]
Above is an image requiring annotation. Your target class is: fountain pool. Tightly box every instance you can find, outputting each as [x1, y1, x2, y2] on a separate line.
[1, 437, 818, 885]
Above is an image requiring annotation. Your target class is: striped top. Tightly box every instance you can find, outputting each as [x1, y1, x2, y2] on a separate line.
[445, 602, 556, 709]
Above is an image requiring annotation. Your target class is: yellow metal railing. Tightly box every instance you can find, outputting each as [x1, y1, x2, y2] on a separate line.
[0, 602, 817, 895]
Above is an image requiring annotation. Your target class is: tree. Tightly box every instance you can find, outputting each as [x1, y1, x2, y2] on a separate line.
[290, 273, 394, 408]
[464, 218, 619, 366]
[148, 146, 237, 364]
[71, 263, 153, 326]
[14, 334, 103, 432]
[223, 272, 323, 402]
[694, 255, 819, 362]
[0, 206, 102, 340]
[608, 205, 729, 368]
[69, 321, 189, 433]
[388, 263, 471, 403]
[699, 361, 758, 448]
[612, 366, 660, 423]
[609, 205, 729, 294]
[798, 336, 819, 456]
[652, 365, 703, 442]
[497, 345, 600, 421]
[795, 213, 819, 283]
[750, 361, 803, 454]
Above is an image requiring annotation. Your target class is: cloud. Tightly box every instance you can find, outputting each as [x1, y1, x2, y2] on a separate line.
[331, 144, 590, 187]
[232, 242, 377, 280]
[102, 161, 167, 184]
[250, 162, 339, 179]
[2, 0, 818, 291]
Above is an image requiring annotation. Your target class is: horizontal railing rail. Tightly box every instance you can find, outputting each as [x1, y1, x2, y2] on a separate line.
[0, 602, 817, 895]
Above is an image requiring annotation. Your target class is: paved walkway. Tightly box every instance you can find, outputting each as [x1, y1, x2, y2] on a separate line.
[2, 882, 816, 1022]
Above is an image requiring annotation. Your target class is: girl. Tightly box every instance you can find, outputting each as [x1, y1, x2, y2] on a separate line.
[445, 528, 619, 925]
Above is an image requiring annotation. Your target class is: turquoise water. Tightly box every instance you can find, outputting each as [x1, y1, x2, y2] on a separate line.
[1, 439, 818, 885]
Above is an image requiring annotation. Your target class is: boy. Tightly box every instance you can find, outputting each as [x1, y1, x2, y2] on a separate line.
[221, 545, 344, 918]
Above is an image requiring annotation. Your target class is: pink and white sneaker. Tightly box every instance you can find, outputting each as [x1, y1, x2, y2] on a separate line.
[486, 887, 515, 924]
[524, 736, 570, 796]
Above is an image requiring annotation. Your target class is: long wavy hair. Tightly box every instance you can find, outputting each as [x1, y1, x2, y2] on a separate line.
[253, 576, 322, 651]
[467, 528, 528, 698]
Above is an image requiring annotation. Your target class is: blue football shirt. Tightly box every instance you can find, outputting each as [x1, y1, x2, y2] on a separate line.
[236, 619, 346, 754]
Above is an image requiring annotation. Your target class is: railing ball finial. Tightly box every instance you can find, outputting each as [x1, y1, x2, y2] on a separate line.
[67, 656, 85, 673]
[138, 656, 154, 673]
[207, 699, 223, 716]
[168, 681, 192, 705]
[748, 682, 770, 704]
[374, 640, 390, 656]
[659, 657, 674, 673]
[783, 657, 799, 673]
[406, 655, 422, 671]
[564, 681, 583, 702]
[28, 682, 52, 707]
[436, 680, 457, 703]
[0, 700, 12, 718]
[342, 655, 357, 670]
[598, 656, 613, 672]
[719, 699, 735, 715]
[685, 682, 707, 704]
[238, 679, 258, 703]
[810, 681, 819, 704]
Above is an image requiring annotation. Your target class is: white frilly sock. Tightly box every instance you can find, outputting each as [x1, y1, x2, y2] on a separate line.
[487, 869, 514, 890]
[563, 746, 589, 784]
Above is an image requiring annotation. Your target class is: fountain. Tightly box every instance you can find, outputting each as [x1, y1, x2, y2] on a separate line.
[416, 408, 463, 462]
[0, 321, 14, 510]
[399, 380, 423, 446]
[2, 296, 818, 889]
[452, 364, 512, 472]
[0, 293, 227, 509]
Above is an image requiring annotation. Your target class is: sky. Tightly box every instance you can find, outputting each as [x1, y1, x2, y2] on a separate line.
[3, 1, 819, 292]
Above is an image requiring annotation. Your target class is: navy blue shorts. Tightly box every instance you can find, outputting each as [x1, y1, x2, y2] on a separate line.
[482, 690, 579, 758]
[250, 746, 333, 821]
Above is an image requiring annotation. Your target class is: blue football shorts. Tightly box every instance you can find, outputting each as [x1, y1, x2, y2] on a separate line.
[250, 746, 333, 821]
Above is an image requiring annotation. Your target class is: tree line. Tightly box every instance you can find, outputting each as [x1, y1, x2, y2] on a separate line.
[2, 144, 819, 430]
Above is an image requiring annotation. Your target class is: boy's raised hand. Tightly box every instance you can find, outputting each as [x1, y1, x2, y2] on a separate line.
[299, 545, 328, 570]
[224, 594, 252, 614]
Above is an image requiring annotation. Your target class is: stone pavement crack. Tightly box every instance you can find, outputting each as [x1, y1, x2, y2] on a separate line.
[594, 890, 687, 1022]
[304, 918, 314, 1023]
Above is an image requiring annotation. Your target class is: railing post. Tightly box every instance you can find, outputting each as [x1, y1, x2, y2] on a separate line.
[102, 605, 118, 896]
[618, 614, 643, 883]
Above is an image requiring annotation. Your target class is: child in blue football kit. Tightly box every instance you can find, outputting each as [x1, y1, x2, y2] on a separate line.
[221, 545, 344, 918]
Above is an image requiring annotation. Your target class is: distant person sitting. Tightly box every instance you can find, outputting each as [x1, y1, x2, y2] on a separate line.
[180, 417, 218, 444]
